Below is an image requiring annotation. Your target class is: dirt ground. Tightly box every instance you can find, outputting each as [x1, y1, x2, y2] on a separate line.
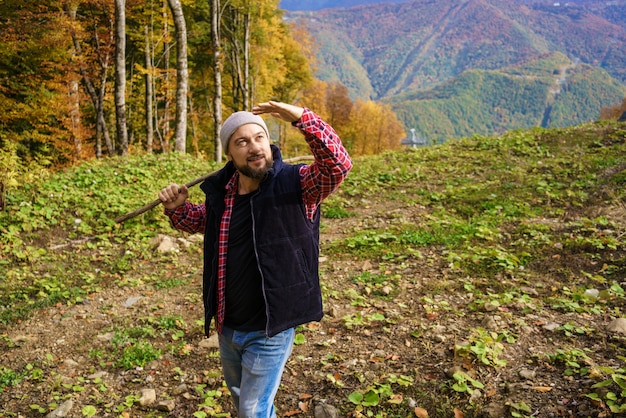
[2, 200, 626, 418]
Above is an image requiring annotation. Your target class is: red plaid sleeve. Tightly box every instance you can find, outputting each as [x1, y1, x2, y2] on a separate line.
[296, 108, 353, 220]
[164, 201, 206, 234]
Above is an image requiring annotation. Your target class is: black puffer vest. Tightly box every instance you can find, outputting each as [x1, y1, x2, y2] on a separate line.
[199, 146, 322, 337]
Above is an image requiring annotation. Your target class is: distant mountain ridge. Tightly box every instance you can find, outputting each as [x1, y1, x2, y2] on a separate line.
[279, 0, 408, 12]
[389, 52, 626, 141]
[285, 0, 626, 141]
[280, 0, 622, 12]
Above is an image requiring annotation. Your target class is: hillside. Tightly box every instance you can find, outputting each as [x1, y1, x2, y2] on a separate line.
[286, 0, 626, 140]
[279, 0, 408, 11]
[387, 52, 626, 141]
[1, 120, 625, 417]
[279, 0, 625, 12]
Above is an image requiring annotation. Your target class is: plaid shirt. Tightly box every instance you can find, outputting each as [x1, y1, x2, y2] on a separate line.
[165, 108, 352, 332]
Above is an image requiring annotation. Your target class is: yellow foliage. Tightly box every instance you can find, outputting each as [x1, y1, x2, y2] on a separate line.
[344, 100, 405, 156]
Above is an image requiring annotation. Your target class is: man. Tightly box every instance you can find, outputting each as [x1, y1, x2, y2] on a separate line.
[158, 100, 352, 417]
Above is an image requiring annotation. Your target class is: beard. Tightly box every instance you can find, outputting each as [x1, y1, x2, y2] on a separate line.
[234, 154, 274, 180]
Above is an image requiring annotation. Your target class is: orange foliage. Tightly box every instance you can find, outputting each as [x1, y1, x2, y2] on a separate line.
[599, 97, 626, 121]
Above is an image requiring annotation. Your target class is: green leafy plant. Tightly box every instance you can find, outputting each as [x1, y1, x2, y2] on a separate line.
[194, 384, 229, 417]
[546, 348, 591, 376]
[81, 405, 97, 417]
[455, 329, 508, 368]
[0, 367, 24, 391]
[507, 400, 533, 417]
[587, 373, 626, 413]
[114, 340, 161, 370]
[451, 371, 484, 395]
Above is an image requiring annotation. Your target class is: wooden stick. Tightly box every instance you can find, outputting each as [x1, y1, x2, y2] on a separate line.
[114, 156, 313, 224]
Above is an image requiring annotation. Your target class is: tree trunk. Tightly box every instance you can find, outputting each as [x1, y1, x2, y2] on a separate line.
[144, 25, 154, 153]
[167, 0, 188, 153]
[211, 0, 223, 162]
[98, 67, 114, 156]
[225, 6, 251, 111]
[242, 10, 250, 111]
[69, 2, 114, 158]
[65, 2, 83, 161]
[161, 0, 171, 151]
[68, 79, 82, 160]
[114, 0, 129, 156]
[189, 95, 200, 157]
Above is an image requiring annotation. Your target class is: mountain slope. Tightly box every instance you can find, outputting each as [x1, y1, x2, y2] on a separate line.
[279, 0, 408, 11]
[289, 0, 626, 98]
[385, 53, 626, 141]
[287, 0, 626, 140]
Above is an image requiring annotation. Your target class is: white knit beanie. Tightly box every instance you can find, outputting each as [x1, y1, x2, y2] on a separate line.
[220, 111, 269, 153]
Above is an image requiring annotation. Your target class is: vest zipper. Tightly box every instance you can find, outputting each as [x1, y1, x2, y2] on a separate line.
[249, 189, 271, 337]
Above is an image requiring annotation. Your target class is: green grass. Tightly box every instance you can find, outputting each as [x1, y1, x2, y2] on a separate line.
[1, 120, 626, 416]
[3, 122, 626, 322]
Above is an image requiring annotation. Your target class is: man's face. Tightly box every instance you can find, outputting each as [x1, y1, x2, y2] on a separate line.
[227, 123, 273, 180]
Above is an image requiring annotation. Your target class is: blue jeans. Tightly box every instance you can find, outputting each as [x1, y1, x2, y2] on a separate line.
[218, 326, 295, 418]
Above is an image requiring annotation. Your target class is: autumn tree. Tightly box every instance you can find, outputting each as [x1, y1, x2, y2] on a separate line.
[599, 97, 626, 120]
[326, 83, 353, 129]
[69, 0, 116, 158]
[0, 0, 75, 165]
[344, 100, 405, 156]
[1, 0, 318, 165]
[299, 79, 331, 120]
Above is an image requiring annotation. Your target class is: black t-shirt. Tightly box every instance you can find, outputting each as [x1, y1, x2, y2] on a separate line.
[223, 192, 266, 331]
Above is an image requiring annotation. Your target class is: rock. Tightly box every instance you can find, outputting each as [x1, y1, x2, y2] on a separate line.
[314, 402, 339, 418]
[97, 332, 114, 342]
[482, 402, 507, 418]
[124, 296, 142, 308]
[62, 359, 79, 370]
[88, 371, 107, 380]
[481, 316, 498, 330]
[186, 234, 204, 244]
[483, 302, 498, 312]
[151, 234, 178, 253]
[607, 318, 626, 334]
[138, 388, 157, 406]
[45, 400, 73, 418]
[469, 388, 482, 403]
[172, 383, 189, 396]
[199, 334, 219, 349]
[542, 322, 560, 331]
[177, 237, 192, 248]
[519, 368, 536, 380]
[156, 400, 176, 412]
